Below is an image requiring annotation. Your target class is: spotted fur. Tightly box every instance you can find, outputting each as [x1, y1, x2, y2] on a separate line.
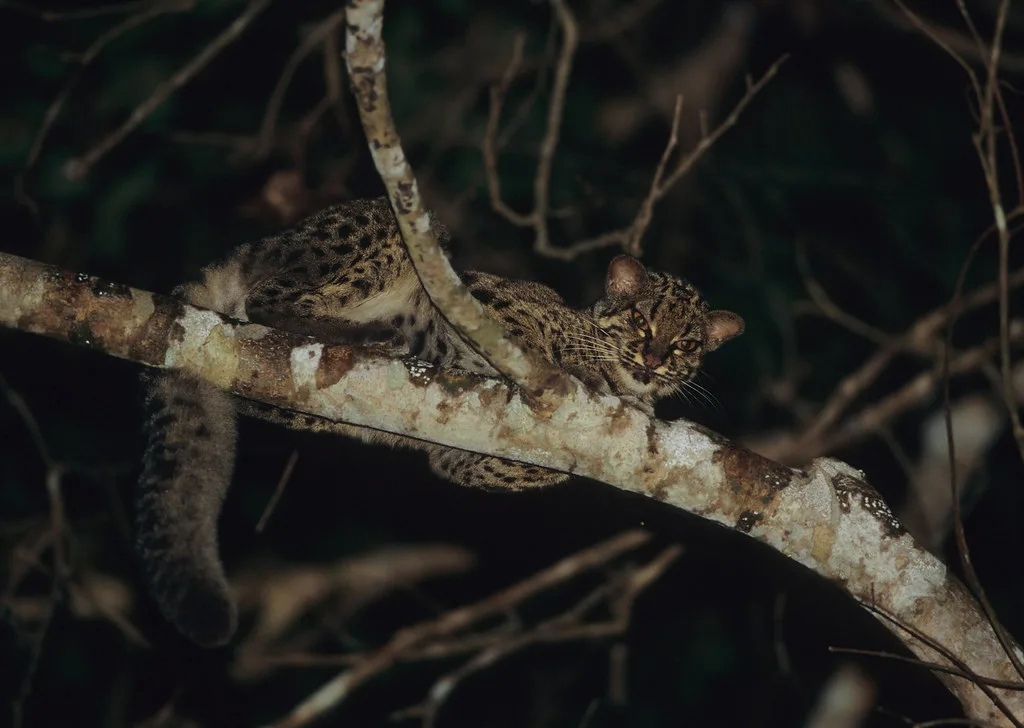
[137, 197, 743, 646]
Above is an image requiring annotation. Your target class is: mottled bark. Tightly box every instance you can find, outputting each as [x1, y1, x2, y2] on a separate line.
[1, 250, 1021, 724]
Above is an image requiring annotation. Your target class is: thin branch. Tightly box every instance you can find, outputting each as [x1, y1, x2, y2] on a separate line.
[867, 605, 1023, 726]
[0, 0, 164, 21]
[481, 0, 578, 254]
[792, 258, 1024, 458]
[64, 0, 273, 178]
[268, 531, 652, 727]
[821, 321, 1024, 453]
[483, 14, 780, 261]
[255, 10, 345, 158]
[17, 0, 191, 203]
[558, 56, 786, 260]
[483, 34, 532, 226]
[870, 0, 1024, 74]
[0, 373, 74, 728]
[894, 1, 984, 103]
[661, 59, 785, 193]
[531, 0, 579, 256]
[830, 647, 1024, 692]
[255, 450, 299, 533]
[968, 0, 1024, 463]
[913, 0, 1024, 688]
[796, 241, 890, 346]
[343, 0, 566, 400]
[419, 546, 681, 728]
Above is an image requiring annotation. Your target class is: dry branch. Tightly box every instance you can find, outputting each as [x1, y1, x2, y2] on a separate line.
[18, 0, 193, 199]
[255, 9, 345, 158]
[64, 0, 272, 179]
[272, 531, 654, 727]
[770, 265, 1024, 463]
[2, 251, 1023, 724]
[481, 0, 578, 257]
[412, 545, 681, 728]
[484, 46, 785, 260]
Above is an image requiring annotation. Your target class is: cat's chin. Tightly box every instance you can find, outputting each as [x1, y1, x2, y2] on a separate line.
[609, 364, 658, 399]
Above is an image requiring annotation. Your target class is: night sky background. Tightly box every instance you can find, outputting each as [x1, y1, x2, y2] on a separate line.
[2, 0, 1024, 726]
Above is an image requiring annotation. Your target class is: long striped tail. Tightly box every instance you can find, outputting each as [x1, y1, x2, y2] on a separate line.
[135, 371, 238, 646]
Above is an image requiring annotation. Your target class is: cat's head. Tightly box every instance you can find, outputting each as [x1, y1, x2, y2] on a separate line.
[590, 256, 744, 402]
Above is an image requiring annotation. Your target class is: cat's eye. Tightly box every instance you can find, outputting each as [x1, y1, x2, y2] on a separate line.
[630, 309, 648, 330]
[674, 340, 699, 354]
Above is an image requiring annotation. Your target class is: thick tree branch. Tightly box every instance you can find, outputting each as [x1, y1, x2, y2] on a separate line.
[1, 250, 1022, 724]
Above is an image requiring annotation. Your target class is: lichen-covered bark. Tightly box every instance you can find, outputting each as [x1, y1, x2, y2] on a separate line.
[0, 250, 1020, 723]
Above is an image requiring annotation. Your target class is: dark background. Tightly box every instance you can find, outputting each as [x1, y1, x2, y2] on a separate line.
[1, 0, 1023, 725]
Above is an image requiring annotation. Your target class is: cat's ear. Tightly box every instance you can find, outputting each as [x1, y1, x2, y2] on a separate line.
[606, 256, 648, 296]
[705, 310, 744, 351]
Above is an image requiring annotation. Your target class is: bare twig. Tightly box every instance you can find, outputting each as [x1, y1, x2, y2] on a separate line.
[482, 0, 578, 256]
[955, 0, 1024, 686]
[482, 12, 779, 260]
[821, 321, 1024, 454]
[0, 372, 54, 467]
[256, 450, 300, 533]
[267, 531, 651, 727]
[967, 0, 1024, 464]
[16, 0, 191, 203]
[795, 241, 890, 346]
[913, 0, 1024, 689]
[867, 605, 1024, 726]
[552, 56, 786, 260]
[870, 0, 1024, 73]
[1, 374, 73, 728]
[231, 544, 477, 680]
[661, 61, 784, 193]
[483, 34, 530, 226]
[0, 0, 164, 21]
[830, 647, 1024, 692]
[790, 260, 1024, 459]
[64, 0, 272, 178]
[623, 94, 685, 256]
[419, 546, 681, 728]
[531, 0, 579, 256]
[255, 10, 345, 158]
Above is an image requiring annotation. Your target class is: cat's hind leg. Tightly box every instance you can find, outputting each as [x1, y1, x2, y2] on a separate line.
[428, 448, 568, 489]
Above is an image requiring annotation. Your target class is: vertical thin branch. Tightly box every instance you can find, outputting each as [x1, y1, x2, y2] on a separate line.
[483, 35, 532, 226]
[343, 0, 565, 398]
[480, 1, 579, 257]
[977, 0, 1024, 461]
[930, 0, 1024, 686]
[255, 11, 345, 157]
[531, 0, 578, 255]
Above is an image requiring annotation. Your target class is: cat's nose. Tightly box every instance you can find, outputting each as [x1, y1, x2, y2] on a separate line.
[643, 352, 662, 369]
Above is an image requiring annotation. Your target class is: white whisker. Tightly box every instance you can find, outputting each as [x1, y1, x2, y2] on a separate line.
[682, 379, 719, 410]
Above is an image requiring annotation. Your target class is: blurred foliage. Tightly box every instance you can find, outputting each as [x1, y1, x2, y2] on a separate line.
[1, 0, 1023, 726]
